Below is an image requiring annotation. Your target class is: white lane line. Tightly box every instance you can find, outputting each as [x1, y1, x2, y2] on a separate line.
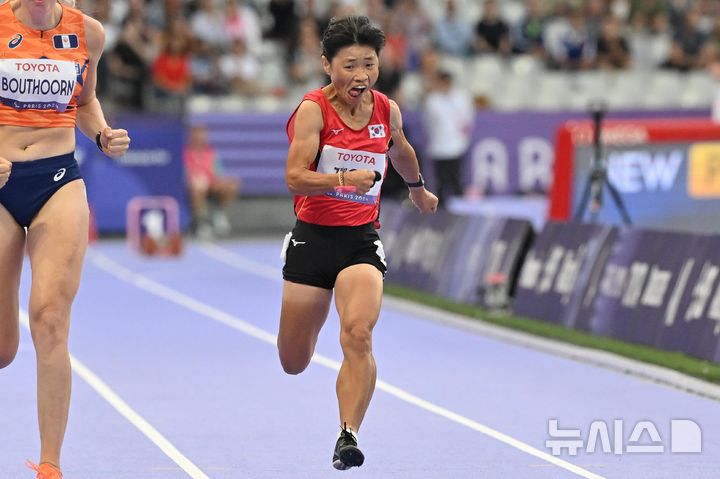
[89, 248, 605, 479]
[19, 310, 210, 479]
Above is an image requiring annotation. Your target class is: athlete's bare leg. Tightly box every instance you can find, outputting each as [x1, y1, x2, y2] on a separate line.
[333, 264, 383, 432]
[278, 281, 332, 374]
[26, 180, 88, 467]
[0, 205, 25, 369]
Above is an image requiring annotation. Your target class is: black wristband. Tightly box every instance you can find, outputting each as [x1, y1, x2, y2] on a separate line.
[95, 132, 104, 152]
[405, 173, 424, 188]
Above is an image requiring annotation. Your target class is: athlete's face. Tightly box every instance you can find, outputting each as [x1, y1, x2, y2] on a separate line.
[323, 44, 379, 105]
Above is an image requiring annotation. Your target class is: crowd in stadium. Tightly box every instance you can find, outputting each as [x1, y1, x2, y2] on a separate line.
[76, 0, 720, 112]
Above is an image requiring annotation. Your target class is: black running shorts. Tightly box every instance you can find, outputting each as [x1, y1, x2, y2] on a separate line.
[282, 220, 387, 290]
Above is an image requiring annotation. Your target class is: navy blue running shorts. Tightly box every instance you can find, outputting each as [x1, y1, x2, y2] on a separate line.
[0, 152, 83, 228]
[281, 220, 387, 290]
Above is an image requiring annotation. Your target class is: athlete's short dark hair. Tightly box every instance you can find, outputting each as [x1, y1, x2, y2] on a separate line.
[321, 16, 386, 61]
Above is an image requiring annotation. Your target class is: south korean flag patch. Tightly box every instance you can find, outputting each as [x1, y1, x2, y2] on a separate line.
[53, 34, 79, 49]
[368, 124, 386, 139]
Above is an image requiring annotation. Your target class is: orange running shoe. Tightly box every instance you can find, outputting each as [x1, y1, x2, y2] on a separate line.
[25, 461, 63, 479]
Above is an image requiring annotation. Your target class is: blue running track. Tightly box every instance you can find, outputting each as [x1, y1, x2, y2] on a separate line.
[1, 239, 718, 478]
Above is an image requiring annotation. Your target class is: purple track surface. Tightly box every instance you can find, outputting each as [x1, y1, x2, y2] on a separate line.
[1, 239, 718, 478]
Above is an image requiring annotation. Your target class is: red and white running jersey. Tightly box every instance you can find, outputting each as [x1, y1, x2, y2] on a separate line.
[286, 88, 391, 226]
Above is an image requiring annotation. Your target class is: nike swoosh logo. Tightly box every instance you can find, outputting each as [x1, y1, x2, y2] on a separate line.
[291, 240, 306, 246]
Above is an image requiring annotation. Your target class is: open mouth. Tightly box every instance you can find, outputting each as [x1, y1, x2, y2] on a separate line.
[348, 86, 367, 97]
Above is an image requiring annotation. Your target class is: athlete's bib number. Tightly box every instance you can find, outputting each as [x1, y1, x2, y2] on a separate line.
[317, 145, 386, 205]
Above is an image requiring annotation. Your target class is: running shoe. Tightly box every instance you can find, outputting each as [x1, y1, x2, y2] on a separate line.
[25, 461, 63, 479]
[332, 424, 364, 470]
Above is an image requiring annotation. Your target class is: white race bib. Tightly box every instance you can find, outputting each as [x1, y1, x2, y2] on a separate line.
[317, 145, 386, 204]
[0, 58, 77, 112]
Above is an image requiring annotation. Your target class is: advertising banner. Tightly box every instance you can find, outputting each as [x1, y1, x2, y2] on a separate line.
[77, 114, 189, 233]
[513, 221, 618, 328]
[572, 142, 720, 233]
[584, 229, 720, 362]
[382, 202, 533, 309]
[515, 222, 720, 363]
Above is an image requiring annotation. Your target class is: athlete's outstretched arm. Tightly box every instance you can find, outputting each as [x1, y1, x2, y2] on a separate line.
[74, 15, 130, 158]
[387, 100, 438, 213]
[286, 100, 376, 195]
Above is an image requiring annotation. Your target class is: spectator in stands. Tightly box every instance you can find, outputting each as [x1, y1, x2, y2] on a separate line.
[184, 124, 241, 239]
[375, 41, 403, 100]
[422, 71, 474, 207]
[365, 0, 388, 28]
[546, 6, 596, 70]
[584, 0, 608, 44]
[267, 0, 300, 53]
[393, 0, 432, 70]
[92, 0, 116, 99]
[596, 15, 632, 69]
[434, 0, 474, 57]
[220, 38, 263, 96]
[190, 41, 227, 95]
[108, 15, 158, 109]
[474, 0, 511, 55]
[191, 0, 228, 49]
[629, 0, 668, 31]
[152, 21, 192, 112]
[512, 0, 547, 56]
[224, 0, 263, 55]
[662, 6, 708, 70]
[289, 16, 326, 90]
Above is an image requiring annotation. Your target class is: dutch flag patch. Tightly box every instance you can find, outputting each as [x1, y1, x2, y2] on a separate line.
[53, 34, 79, 49]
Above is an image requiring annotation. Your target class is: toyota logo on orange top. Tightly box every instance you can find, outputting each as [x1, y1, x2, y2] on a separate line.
[8, 33, 22, 49]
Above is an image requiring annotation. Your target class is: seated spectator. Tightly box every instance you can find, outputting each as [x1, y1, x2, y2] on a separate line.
[220, 38, 263, 96]
[512, 0, 547, 56]
[630, 0, 669, 31]
[546, 7, 596, 70]
[191, 0, 228, 49]
[288, 16, 326, 90]
[152, 20, 192, 111]
[375, 44, 403, 100]
[267, 0, 300, 53]
[474, 0, 510, 55]
[108, 15, 157, 109]
[596, 15, 632, 69]
[673, 8, 706, 69]
[190, 41, 227, 95]
[224, 0, 263, 55]
[184, 124, 241, 239]
[434, 0, 474, 57]
[393, 0, 432, 70]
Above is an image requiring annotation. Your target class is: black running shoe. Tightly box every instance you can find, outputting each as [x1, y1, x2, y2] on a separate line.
[332, 425, 364, 470]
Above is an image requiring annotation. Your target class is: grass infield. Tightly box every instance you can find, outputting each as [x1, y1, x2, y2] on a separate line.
[384, 284, 720, 385]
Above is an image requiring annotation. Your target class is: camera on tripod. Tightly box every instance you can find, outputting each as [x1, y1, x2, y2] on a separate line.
[573, 101, 632, 226]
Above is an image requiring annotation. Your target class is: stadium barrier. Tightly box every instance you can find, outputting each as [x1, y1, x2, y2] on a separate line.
[380, 201, 534, 310]
[383, 203, 720, 364]
[513, 221, 720, 364]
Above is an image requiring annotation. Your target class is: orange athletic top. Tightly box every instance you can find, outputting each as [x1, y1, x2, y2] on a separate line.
[0, 1, 89, 128]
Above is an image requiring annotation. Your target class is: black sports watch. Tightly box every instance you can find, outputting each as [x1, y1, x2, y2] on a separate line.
[405, 173, 424, 188]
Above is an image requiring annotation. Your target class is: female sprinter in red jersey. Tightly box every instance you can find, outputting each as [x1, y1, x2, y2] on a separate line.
[280, 15, 438, 470]
[0, 1, 130, 477]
